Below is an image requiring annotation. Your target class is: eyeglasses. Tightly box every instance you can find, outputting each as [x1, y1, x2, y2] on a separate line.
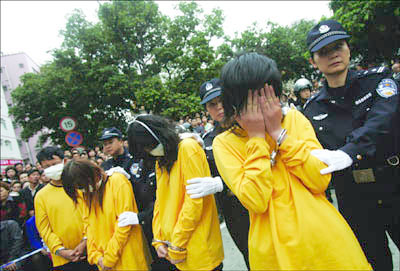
[316, 41, 345, 57]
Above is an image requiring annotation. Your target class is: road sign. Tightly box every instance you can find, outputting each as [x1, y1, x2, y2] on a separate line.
[65, 131, 83, 147]
[59, 117, 77, 132]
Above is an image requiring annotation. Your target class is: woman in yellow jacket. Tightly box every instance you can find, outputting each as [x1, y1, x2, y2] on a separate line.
[211, 52, 372, 270]
[126, 114, 224, 271]
[61, 159, 150, 271]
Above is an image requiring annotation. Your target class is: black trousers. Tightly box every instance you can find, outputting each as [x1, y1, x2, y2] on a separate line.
[53, 260, 98, 271]
[217, 191, 250, 270]
[333, 169, 400, 271]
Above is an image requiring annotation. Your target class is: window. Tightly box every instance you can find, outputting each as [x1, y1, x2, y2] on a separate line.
[19, 63, 24, 68]
[5, 140, 12, 150]
[0, 118, 6, 130]
[2, 85, 7, 91]
[12, 120, 18, 129]
[17, 139, 22, 147]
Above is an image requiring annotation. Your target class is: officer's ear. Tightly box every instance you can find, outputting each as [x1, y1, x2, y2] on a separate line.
[309, 57, 317, 69]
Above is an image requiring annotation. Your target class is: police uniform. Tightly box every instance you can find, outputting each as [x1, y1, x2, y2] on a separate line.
[303, 67, 400, 270]
[203, 123, 250, 270]
[100, 147, 132, 171]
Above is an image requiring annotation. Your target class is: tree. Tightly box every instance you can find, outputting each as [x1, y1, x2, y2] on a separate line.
[228, 19, 318, 82]
[330, 0, 400, 64]
[9, 1, 226, 147]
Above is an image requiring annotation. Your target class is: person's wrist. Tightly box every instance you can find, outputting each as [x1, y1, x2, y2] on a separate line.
[55, 247, 66, 256]
[270, 128, 283, 141]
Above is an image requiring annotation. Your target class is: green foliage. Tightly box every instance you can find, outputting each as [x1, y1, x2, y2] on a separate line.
[9, 1, 225, 147]
[330, 0, 400, 64]
[228, 19, 319, 82]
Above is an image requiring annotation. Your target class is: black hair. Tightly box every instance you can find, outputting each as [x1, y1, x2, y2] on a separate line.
[27, 168, 40, 176]
[61, 159, 107, 212]
[14, 162, 23, 168]
[220, 52, 282, 129]
[36, 146, 64, 165]
[127, 115, 180, 173]
[5, 166, 16, 175]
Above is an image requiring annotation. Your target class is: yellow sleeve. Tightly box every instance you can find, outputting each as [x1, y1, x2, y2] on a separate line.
[151, 197, 163, 251]
[169, 144, 208, 260]
[279, 111, 331, 194]
[213, 136, 273, 214]
[34, 193, 64, 254]
[82, 198, 102, 266]
[102, 176, 135, 268]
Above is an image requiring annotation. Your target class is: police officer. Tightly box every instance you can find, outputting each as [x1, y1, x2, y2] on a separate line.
[303, 20, 400, 270]
[186, 79, 250, 270]
[293, 78, 313, 111]
[99, 127, 131, 170]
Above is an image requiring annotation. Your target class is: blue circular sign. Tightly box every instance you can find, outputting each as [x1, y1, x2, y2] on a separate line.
[65, 131, 83, 147]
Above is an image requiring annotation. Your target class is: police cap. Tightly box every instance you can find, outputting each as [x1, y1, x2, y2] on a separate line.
[307, 20, 350, 53]
[199, 78, 222, 105]
[99, 127, 123, 141]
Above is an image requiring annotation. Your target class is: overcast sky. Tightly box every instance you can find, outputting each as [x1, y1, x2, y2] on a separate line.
[1, 1, 332, 66]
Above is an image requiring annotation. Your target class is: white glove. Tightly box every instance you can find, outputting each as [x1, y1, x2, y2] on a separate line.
[118, 211, 139, 227]
[310, 149, 353, 175]
[179, 133, 205, 148]
[186, 176, 223, 199]
[105, 166, 130, 179]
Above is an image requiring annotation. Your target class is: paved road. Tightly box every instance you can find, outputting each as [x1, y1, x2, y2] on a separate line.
[221, 190, 399, 270]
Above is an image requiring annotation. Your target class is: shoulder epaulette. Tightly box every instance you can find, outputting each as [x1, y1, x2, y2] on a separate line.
[357, 66, 389, 78]
[202, 129, 212, 139]
[303, 91, 321, 110]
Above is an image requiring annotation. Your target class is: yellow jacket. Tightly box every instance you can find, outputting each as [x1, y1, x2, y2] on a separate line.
[152, 138, 224, 270]
[35, 182, 85, 267]
[84, 173, 149, 270]
[213, 109, 371, 270]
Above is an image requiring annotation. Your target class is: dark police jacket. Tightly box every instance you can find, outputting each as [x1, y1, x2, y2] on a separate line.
[303, 67, 400, 201]
[100, 147, 132, 171]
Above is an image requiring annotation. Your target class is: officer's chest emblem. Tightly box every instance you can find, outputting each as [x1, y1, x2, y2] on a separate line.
[313, 113, 328, 120]
[130, 163, 139, 175]
[376, 79, 398, 98]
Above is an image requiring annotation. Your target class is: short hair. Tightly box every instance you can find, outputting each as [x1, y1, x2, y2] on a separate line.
[36, 146, 64, 164]
[220, 52, 282, 128]
[27, 168, 40, 176]
[14, 162, 23, 168]
[5, 166, 16, 175]
[0, 181, 10, 191]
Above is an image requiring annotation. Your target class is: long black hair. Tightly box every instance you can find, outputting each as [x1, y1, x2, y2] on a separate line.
[127, 115, 180, 173]
[61, 159, 107, 213]
[220, 52, 282, 129]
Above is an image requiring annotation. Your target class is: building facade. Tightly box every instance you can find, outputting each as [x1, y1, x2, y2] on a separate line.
[0, 85, 23, 173]
[1, 52, 44, 164]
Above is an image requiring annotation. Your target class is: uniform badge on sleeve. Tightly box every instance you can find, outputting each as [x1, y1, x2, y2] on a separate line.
[130, 163, 139, 175]
[376, 79, 398, 98]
